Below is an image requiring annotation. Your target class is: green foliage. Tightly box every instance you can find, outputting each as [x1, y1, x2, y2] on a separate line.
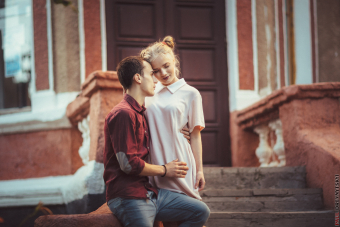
[18, 202, 53, 227]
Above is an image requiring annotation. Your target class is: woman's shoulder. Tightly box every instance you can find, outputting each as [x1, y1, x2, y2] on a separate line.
[182, 83, 201, 97]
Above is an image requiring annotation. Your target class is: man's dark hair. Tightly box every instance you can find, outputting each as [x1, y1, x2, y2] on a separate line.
[116, 56, 145, 90]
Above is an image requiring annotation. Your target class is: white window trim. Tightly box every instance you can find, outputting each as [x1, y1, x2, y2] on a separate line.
[46, 0, 54, 91]
[274, 0, 281, 89]
[78, 0, 86, 85]
[100, 0, 107, 71]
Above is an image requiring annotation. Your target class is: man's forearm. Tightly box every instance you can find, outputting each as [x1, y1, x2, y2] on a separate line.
[139, 162, 165, 176]
[139, 159, 189, 178]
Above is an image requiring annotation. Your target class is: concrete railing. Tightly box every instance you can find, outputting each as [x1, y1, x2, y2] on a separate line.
[65, 70, 123, 212]
[233, 82, 340, 209]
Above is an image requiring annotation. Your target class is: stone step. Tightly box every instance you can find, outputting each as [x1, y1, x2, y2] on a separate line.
[203, 166, 306, 189]
[200, 188, 323, 212]
[205, 211, 334, 227]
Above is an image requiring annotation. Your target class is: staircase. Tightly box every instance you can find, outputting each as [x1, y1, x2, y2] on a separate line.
[201, 166, 334, 227]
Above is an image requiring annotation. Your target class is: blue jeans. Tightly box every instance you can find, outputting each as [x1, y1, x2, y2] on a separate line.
[108, 189, 210, 227]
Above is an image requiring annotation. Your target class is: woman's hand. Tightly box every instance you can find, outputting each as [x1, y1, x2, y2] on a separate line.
[180, 126, 191, 144]
[195, 171, 205, 191]
[165, 159, 189, 178]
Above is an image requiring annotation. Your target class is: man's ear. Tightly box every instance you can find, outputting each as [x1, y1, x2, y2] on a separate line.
[133, 73, 142, 84]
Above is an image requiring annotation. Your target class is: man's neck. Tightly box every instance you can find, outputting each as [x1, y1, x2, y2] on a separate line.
[126, 88, 146, 106]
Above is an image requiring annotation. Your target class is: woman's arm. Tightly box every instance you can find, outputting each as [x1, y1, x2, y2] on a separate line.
[190, 126, 205, 191]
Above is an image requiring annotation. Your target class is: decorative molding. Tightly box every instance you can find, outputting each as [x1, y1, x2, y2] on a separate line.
[0, 115, 72, 135]
[269, 119, 285, 167]
[78, 115, 90, 165]
[254, 124, 272, 167]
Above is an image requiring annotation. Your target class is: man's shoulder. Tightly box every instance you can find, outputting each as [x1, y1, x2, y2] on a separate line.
[106, 100, 135, 124]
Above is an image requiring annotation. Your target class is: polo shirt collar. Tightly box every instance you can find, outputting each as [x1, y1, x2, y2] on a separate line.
[124, 94, 146, 113]
[155, 78, 186, 94]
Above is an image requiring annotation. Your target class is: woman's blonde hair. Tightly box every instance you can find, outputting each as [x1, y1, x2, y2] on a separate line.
[140, 36, 180, 77]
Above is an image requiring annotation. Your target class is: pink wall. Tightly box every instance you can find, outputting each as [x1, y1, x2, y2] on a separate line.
[0, 128, 82, 180]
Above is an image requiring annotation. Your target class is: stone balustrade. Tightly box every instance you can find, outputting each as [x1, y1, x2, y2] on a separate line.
[232, 82, 340, 209]
[252, 119, 285, 167]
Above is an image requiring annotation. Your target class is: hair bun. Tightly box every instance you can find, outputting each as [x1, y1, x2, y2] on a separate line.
[162, 36, 175, 49]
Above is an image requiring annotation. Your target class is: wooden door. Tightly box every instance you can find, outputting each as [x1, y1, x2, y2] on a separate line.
[106, 0, 230, 166]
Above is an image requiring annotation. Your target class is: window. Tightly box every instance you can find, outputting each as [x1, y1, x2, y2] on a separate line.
[0, 0, 32, 109]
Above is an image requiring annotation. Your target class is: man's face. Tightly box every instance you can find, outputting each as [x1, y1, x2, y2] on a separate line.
[140, 61, 157, 97]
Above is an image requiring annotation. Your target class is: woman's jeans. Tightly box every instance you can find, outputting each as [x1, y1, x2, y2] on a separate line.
[108, 189, 210, 227]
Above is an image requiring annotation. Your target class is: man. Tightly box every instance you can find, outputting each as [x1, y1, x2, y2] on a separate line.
[103, 56, 210, 227]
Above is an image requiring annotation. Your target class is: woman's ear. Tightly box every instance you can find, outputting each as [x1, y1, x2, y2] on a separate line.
[133, 73, 142, 84]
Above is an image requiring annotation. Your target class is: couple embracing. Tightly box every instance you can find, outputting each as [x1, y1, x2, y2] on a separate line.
[103, 36, 210, 227]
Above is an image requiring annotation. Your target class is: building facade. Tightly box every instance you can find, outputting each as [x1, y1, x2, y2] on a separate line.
[0, 0, 339, 225]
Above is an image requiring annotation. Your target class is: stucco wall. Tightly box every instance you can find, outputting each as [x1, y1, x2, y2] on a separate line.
[0, 128, 82, 180]
[280, 97, 340, 209]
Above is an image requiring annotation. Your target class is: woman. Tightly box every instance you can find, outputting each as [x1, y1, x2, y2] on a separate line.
[141, 36, 205, 200]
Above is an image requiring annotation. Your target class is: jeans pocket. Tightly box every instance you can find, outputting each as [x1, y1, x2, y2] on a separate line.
[107, 197, 122, 215]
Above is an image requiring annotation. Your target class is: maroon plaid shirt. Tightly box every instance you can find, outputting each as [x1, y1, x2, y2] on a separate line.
[103, 94, 158, 202]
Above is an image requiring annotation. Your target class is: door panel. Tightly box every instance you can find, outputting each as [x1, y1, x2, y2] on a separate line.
[200, 91, 216, 122]
[117, 4, 155, 38]
[180, 49, 215, 81]
[106, 0, 230, 166]
[201, 131, 218, 164]
[118, 46, 144, 62]
[177, 7, 213, 40]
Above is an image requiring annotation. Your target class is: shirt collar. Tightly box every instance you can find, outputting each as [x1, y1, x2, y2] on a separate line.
[124, 94, 146, 114]
[155, 78, 187, 94]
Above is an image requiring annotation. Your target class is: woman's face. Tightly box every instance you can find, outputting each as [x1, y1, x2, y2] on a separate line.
[151, 53, 179, 86]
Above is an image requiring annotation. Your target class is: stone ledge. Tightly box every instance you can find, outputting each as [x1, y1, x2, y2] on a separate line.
[34, 203, 168, 227]
[200, 188, 322, 197]
[35, 214, 122, 227]
[81, 71, 122, 98]
[66, 96, 90, 127]
[236, 82, 340, 129]
[0, 116, 72, 135]
[208, 210, 334, 219]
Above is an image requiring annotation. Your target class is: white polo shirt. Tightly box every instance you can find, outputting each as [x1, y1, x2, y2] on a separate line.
[145, 78, 205, 199]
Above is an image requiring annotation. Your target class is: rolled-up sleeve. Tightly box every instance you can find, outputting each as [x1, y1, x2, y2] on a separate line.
[106, 110, 145, 175]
